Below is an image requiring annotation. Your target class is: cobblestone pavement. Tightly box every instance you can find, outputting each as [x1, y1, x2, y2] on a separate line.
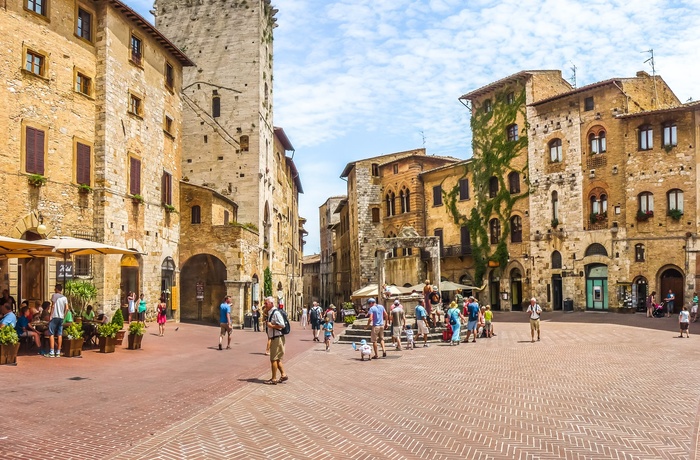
[3, 313, 700, 459]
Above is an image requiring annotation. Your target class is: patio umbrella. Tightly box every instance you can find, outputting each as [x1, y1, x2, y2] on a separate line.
[0, 236, 54, 256]
[350, 284, 409, 300]
[407, 280, 477, 293]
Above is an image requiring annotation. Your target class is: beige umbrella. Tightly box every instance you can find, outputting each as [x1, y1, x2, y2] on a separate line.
[0, 236, 55, 258]
[408, 280, 477, 292]
[350, 284, 410, 300]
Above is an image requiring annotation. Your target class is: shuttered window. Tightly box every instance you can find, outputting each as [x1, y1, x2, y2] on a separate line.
[25, 127, 45, 175]
[161, 171, 172, 206]
[76, 142, 91, 185]
[129, 157, 141, 195]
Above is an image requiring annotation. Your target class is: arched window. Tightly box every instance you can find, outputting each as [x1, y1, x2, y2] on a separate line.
[663, 122, 677, 147]
[589, 188, 608, 221]
[588, 129, 606, 154]
[549, 138, 562, 162]
[510, 215, 522, 243]
[400, 188, 411, 213]
[551, 251, 562, 269]
[638, 192, 654, 213]
[506, 124, 518, 142]
[585, 243, 608, 257]
[191, 205, 201, 224]
[635, 244, 645, 262]
[483, 99, 492, 113]
[668, 189, 683, 212]
[508, 172, 520, 194]
[552, 191, 559, 220]
[385, 191, 396, 217]
[489, 176, 499, 198]
[639, 124, 653, 150]
[489, 218, 500, 244]
[386, 232, 397, 258]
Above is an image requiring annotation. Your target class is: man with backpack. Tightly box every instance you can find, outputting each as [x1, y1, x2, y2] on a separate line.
[309, 301, 323, 342]
[264, 296, 289, 385]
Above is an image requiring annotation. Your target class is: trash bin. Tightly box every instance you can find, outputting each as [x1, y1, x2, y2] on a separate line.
[563, 299, 574, 312]
[243, 315, 252, 329]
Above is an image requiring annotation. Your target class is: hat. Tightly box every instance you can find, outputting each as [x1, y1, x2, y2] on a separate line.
[394, 300, 400, 305]
[368, 298, 376, 304]
[360, 339, 367, 345]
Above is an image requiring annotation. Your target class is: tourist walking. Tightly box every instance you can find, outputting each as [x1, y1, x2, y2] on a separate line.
[462, 296, 479, 343]
[157, 295, 167, 337]
[300, 304, 308, 329]
[692, 293, 699, 323]
[527, 297, 542, 342]
[138, 293, 147, 325]
[251, 301, 261, 332]
[484, 305, 493, 338]
[390, 300, 405, 350]
[127, 291, 136, 323]
[646, 291, 656, 318]
[322, 319, 333, 352]
[365, 298, 387, 359]
[47, 284, 68, 358]
[665, 289, 675, 317]
[325, 304, 336, 340]
[264, 296, 288, 384]
[679, 306, 690, 338]
[309, 301, 323, 342]
[414, 299, 430, 347]
[219, 296, 232, 350]
[446, 301, 464, 346]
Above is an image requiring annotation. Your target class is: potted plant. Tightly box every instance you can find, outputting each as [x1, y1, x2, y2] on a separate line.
[130, 194, 144, 204]
[668, 209, 683, 221]
[61, 323, 84, 358]
[28, 174, 47, 187]
[164, 204, 177, 213]
[636, 209, 653, 221]
[64, 279, 98, 319]
[77, 184, 92, 194]
[0, 326, 20, 365]
[127, 322, 145, 350]
[111, 308, 126, 345]
[98, 323, 120, 353]
[551, 218, 559, 229]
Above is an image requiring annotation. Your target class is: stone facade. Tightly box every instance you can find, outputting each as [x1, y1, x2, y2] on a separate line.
[302, 253, 320, 307]
[319, 196, 344, 307]
[0, 0, 191, 316]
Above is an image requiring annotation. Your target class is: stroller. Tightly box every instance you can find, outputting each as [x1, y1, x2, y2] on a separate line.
[652, 300, 666, 318]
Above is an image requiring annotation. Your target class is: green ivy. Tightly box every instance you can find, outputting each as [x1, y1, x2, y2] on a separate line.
[442, 89, 529, 285]
[264, 267, 273, 297]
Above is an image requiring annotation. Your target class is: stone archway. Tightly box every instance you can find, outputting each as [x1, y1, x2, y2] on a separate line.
[659, 267, 684, 314]
[180, 254, 227, 322]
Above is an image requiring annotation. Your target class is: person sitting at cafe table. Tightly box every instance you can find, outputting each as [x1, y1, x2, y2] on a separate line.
[40, 302, 51, 322]
[0, 302, 17, 328]
[83, 305, 95, 321]
[16, 306, 41, 350]
[62, 307, 74, 328]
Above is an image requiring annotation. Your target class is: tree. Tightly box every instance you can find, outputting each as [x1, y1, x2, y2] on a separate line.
[264, 267, 273, 297]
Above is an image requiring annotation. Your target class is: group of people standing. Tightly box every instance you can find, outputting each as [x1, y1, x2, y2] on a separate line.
[126, 291, 168, 336]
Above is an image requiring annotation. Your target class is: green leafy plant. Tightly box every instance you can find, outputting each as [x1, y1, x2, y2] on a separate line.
[231, 221, 259, 232]
[663, 144, 674, 153]
[343, 315, 356, 325]
[64, 280, 97, 316]
[636, 209, 653, 221]
[551, 218, 559, 228]
[264, 267, 273, 297]
[668, 209, 683, 221]
[28, 174, 47, 187]
[0, 326, 19, 345]
[111, 308, 124, 329]
[130, 194, 144, 204]
[98, 323, 120, 338]
[64, 322, 84, 340]
[128, 322, 145, 336]
[164, 204, 177, 213]
[77, 184, 92, 194]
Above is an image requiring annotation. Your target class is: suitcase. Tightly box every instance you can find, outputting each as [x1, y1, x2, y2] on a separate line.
[442, 323, 452, 342]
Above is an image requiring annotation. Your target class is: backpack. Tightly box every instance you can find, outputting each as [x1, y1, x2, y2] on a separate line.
[277, 308, 291, 335]
[310, 307, 320, 322]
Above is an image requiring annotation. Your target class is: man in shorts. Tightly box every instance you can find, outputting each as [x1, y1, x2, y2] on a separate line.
[219, 296, 232, 350]
[464, 296, 479, 343]
[309, 301, 323, 342]
[526, 297, 542, 342]
[47, 284, 68, 358]
[264, 296, 288, 384]
[389, 300, 405, 350]
[414, 299, 430, 347]
[365, 298, 387, 359]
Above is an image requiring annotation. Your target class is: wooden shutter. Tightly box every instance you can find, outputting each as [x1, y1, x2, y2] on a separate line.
[161, 171, 172, 205]
[26, 127, 45, 175]
[76, 143, 91, 185]
[129, 158, 141, 195]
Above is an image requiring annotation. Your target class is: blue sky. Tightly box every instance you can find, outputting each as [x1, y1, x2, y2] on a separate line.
[128, 0, 700, 253]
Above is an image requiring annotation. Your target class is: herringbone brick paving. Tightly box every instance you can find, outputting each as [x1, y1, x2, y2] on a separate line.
[108, 314, 700, 460]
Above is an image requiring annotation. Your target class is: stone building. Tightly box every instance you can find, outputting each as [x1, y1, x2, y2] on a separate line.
[0, 0, 192, 314]
[155, 1, 305, 321]
[330, 198, 352, 307]
[302, 253, 320, 307]
[319, 196, 345, 307]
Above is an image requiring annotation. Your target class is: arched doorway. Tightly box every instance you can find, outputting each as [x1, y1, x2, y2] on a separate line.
[489, 270, 500, 310]
[660, 268, 684, 314]
[586, 264, 608, 310]
[18, 230, 45, 306]
[551, 251, 563, 311]
[161, 257, 175, 318]
[180, 254, 227, 322]
[633, 277, 648, 312]
[120, 254, 141, 305]
[510, 268, 523, 311]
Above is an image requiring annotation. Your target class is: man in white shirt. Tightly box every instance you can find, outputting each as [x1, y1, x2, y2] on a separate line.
[526, 297, 542, 343]
[47, 284, 69, 358]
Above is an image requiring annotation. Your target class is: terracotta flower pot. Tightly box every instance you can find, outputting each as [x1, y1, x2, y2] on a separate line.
[0, 343, 20, 365]
[127, 334, 143, 350]
[61, 338, 84, 357]
[115, 329, 126, 346]
[99, 336, 117, 353]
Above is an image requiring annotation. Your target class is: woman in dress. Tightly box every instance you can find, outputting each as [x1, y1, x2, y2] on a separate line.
[157, 295, 167, 336]
[138, 293, 147, 326]
[127, 291, 136, 323]
[300, 305, 308, 329]
[446, 301, 464, 346]
[646, 291, 656, 318]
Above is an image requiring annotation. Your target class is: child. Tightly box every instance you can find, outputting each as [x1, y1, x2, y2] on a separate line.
[484, 305, 493, 338]
[352, 339, 373, 361]
[404, 324, 414, 350]
[322, 320, 333, 351]
[679, 306, 690, 338]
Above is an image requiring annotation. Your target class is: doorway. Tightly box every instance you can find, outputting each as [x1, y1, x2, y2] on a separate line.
[586, 264, 608, 310]
[660, 268, 684, 314]
[551, 274, 563, 310]
[161, 257, 175, 318]
[633, 277, 647, 312]
[120, 254, 141, 310]
[19, 230, 45, 306]
[510, 268, 523, 311]
[489, 270, 500, 310]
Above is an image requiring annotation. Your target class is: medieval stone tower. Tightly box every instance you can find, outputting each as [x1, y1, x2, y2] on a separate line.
[154, 0, 277, 244]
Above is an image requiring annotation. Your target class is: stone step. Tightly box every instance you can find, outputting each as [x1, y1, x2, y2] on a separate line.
[335, 323, 471, 344]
